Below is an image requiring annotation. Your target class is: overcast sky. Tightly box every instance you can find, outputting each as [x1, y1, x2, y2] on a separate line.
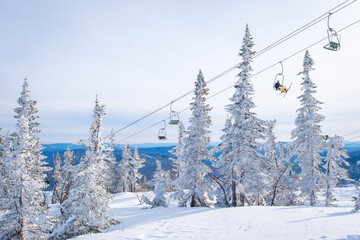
[0, 0, 359, 144]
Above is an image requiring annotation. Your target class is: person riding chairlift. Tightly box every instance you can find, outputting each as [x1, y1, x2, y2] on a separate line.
[274, 80, 288, 93]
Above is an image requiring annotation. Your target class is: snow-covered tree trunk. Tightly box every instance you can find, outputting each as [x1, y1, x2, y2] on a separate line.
[51, 96, 118, 239]
[173, 70, 215, 208]
[290, 51, 325, 206]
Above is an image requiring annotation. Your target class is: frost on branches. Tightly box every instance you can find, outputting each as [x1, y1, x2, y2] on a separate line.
[220, 25, 265, 206]
[290, 51, 325, 206]
[150, 159, 168, 208]
[117, 144, 133, 192]
[169, 121, 186, 180]
[0, 78, 53, 240]
[130, 146, 146, 192]
[51, 96, 119, 239]
[324, 135, 349, 206]
[105, 129, 118, 193]
[173, 70, 215, 207]
[262, 121, 295, 206]
[51, 152, 63, 204]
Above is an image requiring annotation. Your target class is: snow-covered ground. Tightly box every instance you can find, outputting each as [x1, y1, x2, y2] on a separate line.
[51, 186, 360, 240]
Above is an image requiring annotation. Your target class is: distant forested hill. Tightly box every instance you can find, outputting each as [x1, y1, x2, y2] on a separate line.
[41, 143, 360, 190]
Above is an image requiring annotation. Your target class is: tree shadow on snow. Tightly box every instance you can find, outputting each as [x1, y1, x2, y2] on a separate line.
[337, 235, 360, 240]
[290, 210, 354, 223]
[106, 205, 215, 232]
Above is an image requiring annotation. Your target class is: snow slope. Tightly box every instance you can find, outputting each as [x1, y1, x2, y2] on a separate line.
[58, 186, 360, 240]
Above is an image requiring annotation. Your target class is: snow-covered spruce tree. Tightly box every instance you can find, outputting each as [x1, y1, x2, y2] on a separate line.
[51, 96, 118, 239]
[13, 78, 51, 201]
[324, 135, 349, 207]
[105, 128, 118, 193]
[290, 50, 325, 206]
[223, 25, 265, 206]
[173, 70, 215, 207]
[58, 147, 75, 204]
[130, 146, 145, 192]
[51, 152, 63, 204]
[117, 144, 132, 192]
[0, 79, 53, 239]
[150, 158, 168, 208]
[169, 121, 186, 181]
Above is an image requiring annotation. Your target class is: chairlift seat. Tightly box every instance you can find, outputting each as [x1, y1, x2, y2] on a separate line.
[324, 41, 340, 51]
[169, 119, 179, 125]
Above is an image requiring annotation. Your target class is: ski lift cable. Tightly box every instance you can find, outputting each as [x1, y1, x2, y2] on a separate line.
[115, 18, 360, 143]
[344, 135, 360, 142]
[342, 129, 360, 137]
[105, 1, 358, 140]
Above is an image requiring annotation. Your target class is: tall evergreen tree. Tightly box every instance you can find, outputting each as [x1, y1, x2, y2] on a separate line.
[173, 70, 215, 207]
[324, 135, 349, 206]
[0, 78, 53, 240]
[51, 96, 118, 239]
[290, 50, 325, 206]
[222, 25, 265, 206]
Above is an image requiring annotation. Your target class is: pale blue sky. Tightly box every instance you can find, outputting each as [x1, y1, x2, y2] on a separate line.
[0, 0, 359, 144]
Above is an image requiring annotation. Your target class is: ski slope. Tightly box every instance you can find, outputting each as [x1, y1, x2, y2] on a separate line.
[50, 186, 360, 240]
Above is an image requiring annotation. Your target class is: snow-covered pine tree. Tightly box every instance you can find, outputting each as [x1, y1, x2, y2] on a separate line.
[105, 128, 118, 193]
[290, 50, 325, 206]
[173, 70, 215, 207]
[169, 121, 186, 181]
[117, 144, 132, 192]
[58, 147, 75, 204]
[0, 78, 53, 239]
[51, 152, 63, 204]
[130, 146, 145, 192]
[150, 158, 168, 208]
[324, 135, 349, 207]
[51, 96, 118, 239]
[224, 25, 265, 206]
